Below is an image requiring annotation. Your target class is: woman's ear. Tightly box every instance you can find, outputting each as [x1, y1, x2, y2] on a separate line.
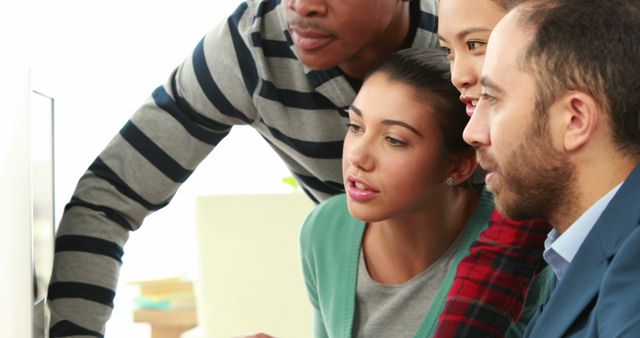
[447, 149, 477, 185]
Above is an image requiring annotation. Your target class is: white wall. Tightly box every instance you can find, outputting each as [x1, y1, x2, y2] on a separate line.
[0, 48, 34, 338]
[28, 1, 295, 336]
[1, 1, 36, 336]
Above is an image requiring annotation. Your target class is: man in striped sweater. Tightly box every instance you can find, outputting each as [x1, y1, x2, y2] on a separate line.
[48, 0, 548, 337]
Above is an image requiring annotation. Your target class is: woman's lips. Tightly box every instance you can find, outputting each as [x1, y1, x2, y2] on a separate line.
[467, 104, 476, 117]
[460, 96, 479, 117]
[346, 176, 378, 202]
[466, 104, 475, 117]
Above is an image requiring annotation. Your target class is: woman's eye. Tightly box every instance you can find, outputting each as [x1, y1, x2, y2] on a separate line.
[466, 40, 486, 51]
[346, 123, 362, 133]
[440, 46, 453, 60]
[385, 136, 407, 147]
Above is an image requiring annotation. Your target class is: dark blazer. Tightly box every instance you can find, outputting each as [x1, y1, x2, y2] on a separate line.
[524, 163, 640, 338]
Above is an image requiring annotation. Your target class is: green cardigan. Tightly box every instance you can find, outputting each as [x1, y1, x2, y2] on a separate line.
[300, 190, 553, 338]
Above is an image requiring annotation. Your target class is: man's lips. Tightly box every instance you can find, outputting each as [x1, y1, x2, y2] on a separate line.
[477, 160, 498, 188]
[484, 170, 498, 188]
[289, 28, 333, 50]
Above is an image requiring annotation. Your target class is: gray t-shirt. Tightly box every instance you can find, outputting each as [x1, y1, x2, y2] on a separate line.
[353, 228, 468, 338]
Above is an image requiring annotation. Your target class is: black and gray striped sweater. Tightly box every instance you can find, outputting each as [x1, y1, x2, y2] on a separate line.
[47, 0, 439, 336]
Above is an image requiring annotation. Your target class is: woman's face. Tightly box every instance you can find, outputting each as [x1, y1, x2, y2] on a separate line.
[342, 73, 451, 223]
[437, 0, 506, 116]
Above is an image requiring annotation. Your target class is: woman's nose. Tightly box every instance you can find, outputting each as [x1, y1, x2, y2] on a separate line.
[450, 54, 479, 92]
[346, 137, 375, 172]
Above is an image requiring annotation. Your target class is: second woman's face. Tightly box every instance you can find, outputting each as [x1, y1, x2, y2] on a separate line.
[342, 73, 450, 223]
[437, 0, 506, 116]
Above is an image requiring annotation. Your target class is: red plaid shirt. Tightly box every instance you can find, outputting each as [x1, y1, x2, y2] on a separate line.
[434, 209, 551, 337]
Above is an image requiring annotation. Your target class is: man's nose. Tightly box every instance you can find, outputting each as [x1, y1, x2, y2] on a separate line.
[463, 98, 491, 147]
[287, 0, 327, 18]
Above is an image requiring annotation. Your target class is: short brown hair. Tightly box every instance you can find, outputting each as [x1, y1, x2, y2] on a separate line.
[515, 0, 640, 158]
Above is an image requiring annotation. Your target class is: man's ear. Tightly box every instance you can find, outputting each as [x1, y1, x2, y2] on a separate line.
[554, 91, 600, 152]
[447, 149, 477, 185]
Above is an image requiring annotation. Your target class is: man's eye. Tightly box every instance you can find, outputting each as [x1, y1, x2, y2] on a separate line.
[480, 93, 497, 105]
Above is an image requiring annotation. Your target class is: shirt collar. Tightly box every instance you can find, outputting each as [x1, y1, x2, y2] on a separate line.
[543, 182, 623, 280]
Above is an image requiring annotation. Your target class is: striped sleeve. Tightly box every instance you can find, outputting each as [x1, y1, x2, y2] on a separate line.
[48, 0, 443, 335]
[47, 3, 261, 337]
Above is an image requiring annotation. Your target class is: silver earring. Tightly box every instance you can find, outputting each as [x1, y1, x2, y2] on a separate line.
[446, 177, 454, 186]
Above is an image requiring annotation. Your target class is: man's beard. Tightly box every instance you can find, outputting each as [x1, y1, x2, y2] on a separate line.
[479, 124, 576, 222]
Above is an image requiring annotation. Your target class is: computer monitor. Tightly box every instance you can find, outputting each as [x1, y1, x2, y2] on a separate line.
[0, 65, 56, 338]
[1, 65, 36, 338]
[31, 90, 55, 338]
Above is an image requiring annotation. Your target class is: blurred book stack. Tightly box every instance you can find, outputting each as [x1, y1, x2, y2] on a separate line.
[131, 276, 196, 311]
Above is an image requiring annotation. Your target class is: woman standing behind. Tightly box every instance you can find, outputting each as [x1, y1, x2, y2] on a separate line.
[435, 0, 553, 336]
[300, 48, 550, 337]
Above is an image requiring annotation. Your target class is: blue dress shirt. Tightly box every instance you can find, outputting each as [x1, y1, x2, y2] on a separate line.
[543, 183, 623, 280]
